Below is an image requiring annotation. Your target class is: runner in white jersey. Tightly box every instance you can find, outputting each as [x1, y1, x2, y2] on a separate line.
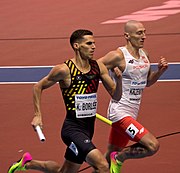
[98, 20, 168, 173]
[108, 46, 150, 123]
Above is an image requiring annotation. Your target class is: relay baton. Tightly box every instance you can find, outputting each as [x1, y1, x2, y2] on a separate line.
[35, 125, 46, 142]
[96, 113, 112, 126]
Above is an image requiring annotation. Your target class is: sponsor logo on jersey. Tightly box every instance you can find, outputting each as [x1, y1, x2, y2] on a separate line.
[84, 139, 91, 143]
[84, 74, 97, 79]
[76, 76, 82, 80]
[128, 59, 134, 64]
[69, 142, 78, 156]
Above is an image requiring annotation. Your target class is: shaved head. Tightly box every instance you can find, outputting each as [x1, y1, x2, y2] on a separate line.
[124, 20, 144, 33]
[123, 20, 146, 48]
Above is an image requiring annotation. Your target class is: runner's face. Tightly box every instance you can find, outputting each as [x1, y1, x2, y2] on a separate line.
[129, 23, 146, 48]
[78, 35, 96, 60]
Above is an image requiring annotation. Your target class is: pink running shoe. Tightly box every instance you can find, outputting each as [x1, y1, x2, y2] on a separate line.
[8, 152, 32, 173]
[110, 151, 122, 173]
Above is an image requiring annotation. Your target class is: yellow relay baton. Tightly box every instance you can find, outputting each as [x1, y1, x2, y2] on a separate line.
[96, 113, 112, 126]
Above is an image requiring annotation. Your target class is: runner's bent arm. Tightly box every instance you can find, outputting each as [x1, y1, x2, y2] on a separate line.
[97, 61, 122, 101]
[31, 64, 69, 128]
[98, 50, 123, 70]
[147, 57, 168, 87]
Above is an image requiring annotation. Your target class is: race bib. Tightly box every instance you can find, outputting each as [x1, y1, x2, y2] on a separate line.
[129, 80, 146, 102]
[125, 123, 139, 139]
[75, 93, 97, 118]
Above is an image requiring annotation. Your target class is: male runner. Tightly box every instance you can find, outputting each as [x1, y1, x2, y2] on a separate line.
[98, 20, 168, 173]
[8, 29, 122, 173]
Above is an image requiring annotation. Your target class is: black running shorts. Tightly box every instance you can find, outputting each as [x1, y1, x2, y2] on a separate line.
[61, 129, 96, 164]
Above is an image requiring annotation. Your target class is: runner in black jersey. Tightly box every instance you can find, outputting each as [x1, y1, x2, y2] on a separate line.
[8, 29, 122, 173]
[61, 59, 102, 164]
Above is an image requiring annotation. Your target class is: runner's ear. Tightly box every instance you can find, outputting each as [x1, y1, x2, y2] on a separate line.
[124, 32, 130, 40]
[73, 42, 79, 50]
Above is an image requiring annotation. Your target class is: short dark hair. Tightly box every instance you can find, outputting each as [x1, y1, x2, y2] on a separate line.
[70, 29, 93, 49]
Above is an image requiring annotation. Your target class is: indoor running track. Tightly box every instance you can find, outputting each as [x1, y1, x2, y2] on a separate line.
[0, 1, 180, 173]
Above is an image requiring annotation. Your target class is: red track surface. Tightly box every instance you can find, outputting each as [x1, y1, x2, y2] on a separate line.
[1, 1, 180, 172]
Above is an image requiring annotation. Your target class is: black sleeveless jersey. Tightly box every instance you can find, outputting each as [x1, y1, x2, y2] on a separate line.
[60, 59, 100, 137]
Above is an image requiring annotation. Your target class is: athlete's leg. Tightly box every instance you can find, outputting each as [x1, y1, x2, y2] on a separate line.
[105, 144, 122, 164]
[86, 148, 109, 173]
[26, 159, 81, 173]
[26, 160, 61, 173]
[105, 125, 129, 165]
[105, 120, 130, 173]
[107, 117, 159, 173]
[59, 160, 81, 173]
[8, 152, 82, 173]
[8, 152, 62, 173]
[139, 132, 159, 155]
[116, 132, 159, 162]
[113, 117, 160, 162]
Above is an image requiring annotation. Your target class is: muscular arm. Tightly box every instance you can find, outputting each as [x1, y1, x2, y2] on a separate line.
[98, 50, 124, 71]
[97, 61, 122, 101]
[31, 64, 69, 128]
[147, 57, 168, 87]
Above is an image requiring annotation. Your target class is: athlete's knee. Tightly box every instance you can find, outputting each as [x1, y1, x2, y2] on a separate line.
[147, 139, 160, 155]
[97, 160, 109, 173]
[87, 149, 109, 173]
[141, 133, 160, 156]
[92, 160, 109, 173]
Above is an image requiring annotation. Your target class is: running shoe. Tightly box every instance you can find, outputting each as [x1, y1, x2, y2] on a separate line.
[8, 152, 32, 173]
[110, 151, 122, 173]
